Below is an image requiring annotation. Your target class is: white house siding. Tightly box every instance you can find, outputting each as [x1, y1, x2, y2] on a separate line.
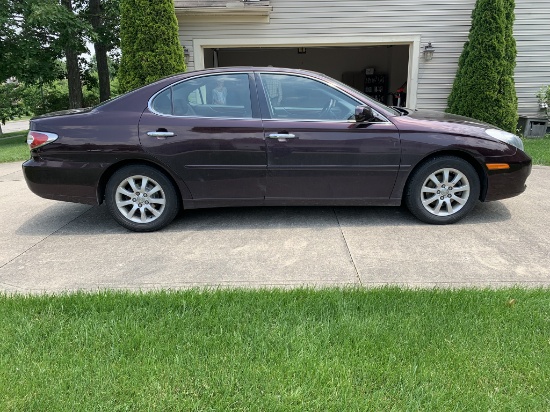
[514, 0, 550, 116]
[177, 0, 550, 115]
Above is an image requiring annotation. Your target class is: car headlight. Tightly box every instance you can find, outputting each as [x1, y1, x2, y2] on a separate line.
[485, 129, 524, 151]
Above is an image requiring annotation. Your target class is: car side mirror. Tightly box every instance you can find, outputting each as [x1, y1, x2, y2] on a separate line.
[354, 105, 375, 123]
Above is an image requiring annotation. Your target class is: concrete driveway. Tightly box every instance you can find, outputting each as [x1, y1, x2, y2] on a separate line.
[1, 161, 549, 294]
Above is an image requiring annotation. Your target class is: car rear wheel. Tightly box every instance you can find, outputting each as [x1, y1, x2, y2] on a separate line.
[405, 156, 480, 224]
[106, 165, 179, 232]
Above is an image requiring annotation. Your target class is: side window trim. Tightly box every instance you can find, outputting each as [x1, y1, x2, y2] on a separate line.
[248, 72, 262, 119]
[169, 87, 174, 115]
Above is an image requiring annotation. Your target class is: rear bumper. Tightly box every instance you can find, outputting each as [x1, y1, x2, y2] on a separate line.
[484, 156, 532, 202]
[23, 158, 100, 205]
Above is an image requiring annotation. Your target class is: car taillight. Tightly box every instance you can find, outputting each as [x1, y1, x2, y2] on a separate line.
[27, 131, 58, 149]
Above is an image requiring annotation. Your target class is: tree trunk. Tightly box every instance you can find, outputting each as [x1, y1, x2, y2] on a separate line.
[95, 43, 111, 102]
[61, 0, 83, 109]
[65, 47, 84, 108]
[89, 0, 111, 102]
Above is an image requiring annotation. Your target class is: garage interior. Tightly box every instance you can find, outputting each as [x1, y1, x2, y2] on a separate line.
[203, 45, 410, 107]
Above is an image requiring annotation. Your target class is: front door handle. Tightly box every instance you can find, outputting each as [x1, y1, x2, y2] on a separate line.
[147, 131, 175, 138]
[268, 133, 296, 139]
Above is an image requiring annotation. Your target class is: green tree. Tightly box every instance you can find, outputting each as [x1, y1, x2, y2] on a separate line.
[1, 0, 91, 108]
[0, 82, 28, 134]
[0, 0, 64, 85]
[447, 0, 518, 133]
[118, 0, 186, 93]
[59, 0, 87, 108]
[1, 0, 120, 111]
[85, 0, 120, 102]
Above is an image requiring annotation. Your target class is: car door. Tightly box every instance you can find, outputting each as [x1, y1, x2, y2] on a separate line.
[257, 72, 401, 202]
[139, 72, 266, 203]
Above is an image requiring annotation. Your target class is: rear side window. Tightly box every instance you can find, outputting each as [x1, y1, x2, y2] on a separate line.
[150, 73, 253, 118]
[151, 88, 172, 115]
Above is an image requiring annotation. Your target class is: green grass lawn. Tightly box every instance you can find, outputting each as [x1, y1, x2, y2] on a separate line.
[1, 288, 548, 411]
[0, 131, 29, 163]
[523, 134, 550, 166]
[0, 130, 28, 139]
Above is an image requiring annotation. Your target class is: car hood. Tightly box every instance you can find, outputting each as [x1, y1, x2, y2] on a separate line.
[404, 109, 496, 129]
[392, 109, 503, 139]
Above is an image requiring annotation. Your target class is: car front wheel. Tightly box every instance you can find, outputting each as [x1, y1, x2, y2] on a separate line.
[405, 156, 481, 224]
[106, 165, 179, 232]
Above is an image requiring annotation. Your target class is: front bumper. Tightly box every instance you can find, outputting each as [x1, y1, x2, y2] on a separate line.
[484, 155, 532, 202]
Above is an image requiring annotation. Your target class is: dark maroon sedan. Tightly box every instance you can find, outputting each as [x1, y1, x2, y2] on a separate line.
[23, 67, 532, 231]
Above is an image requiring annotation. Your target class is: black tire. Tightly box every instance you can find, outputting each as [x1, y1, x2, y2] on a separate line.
[105, 165, 179, 232]
[405, 156, 480, 225]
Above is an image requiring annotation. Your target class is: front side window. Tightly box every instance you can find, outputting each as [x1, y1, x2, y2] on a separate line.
[151, 73, 252, 118]
[259, 73, 358, 121]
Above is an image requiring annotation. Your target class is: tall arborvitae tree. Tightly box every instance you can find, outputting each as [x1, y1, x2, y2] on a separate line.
[118, 0, 186, 93]
[447, 0, 518, 133]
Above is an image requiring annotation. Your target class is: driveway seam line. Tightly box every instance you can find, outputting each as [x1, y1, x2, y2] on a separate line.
[0, 170, 22, 180]
[0, 206, 94, 272]
[333, 208, 362, 285]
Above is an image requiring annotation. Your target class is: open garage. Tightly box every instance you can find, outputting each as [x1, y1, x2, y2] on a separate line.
[203, 44, 410, 107]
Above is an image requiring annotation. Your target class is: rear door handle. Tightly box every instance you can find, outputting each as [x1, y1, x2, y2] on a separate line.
[147, 131, 175, 137]
[268, 133, 296, 139]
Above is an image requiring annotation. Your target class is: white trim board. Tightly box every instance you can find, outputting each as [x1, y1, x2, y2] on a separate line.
[193, 35, 421, 108]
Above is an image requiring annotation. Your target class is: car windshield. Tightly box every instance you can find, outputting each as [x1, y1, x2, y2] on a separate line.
[325, 77, 402, 116]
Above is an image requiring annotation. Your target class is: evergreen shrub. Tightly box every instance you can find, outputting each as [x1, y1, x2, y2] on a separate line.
[447, 0, 518, 133]
[118, 0, 186, 93]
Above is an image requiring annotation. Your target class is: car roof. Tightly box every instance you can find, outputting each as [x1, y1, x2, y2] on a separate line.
[162, 66, 328, 80]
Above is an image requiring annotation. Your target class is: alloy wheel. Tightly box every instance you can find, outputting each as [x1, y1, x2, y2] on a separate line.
[420, 167, 470, 216]
[115, 175, 166, 223]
